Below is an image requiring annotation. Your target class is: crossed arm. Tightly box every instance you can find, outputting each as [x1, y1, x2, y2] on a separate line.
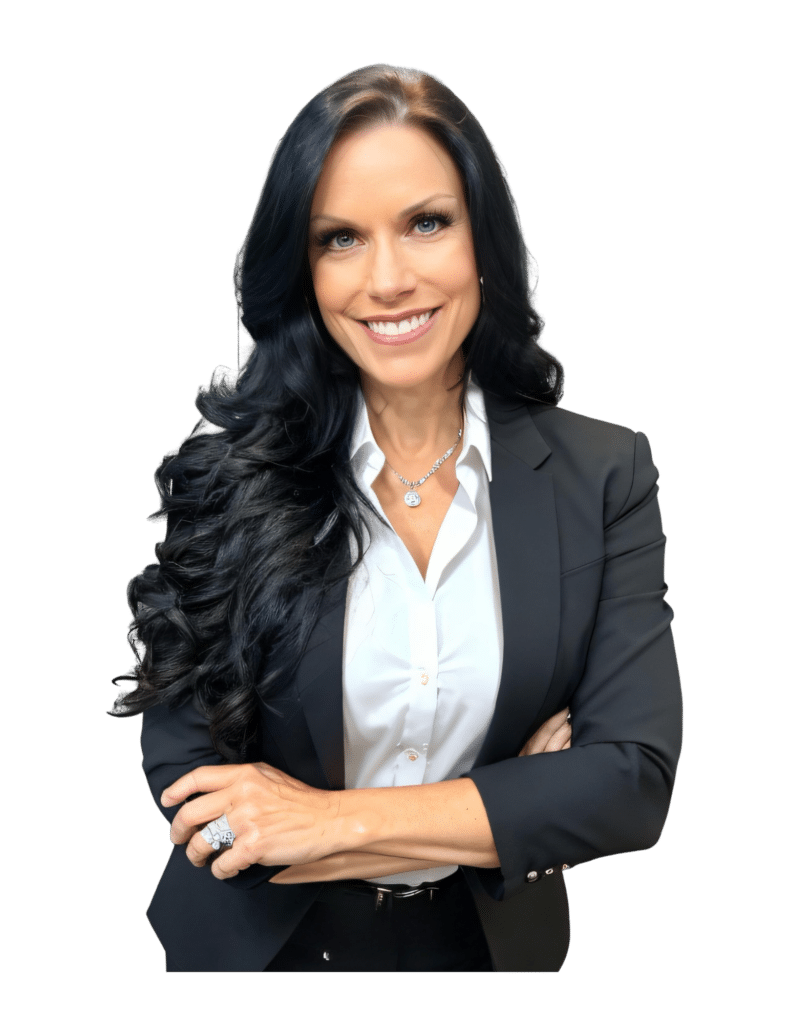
[161, 708, 572, 884]
[145, 430, 680, 895]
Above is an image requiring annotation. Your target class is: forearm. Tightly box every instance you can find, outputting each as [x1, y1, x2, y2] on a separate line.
[270, 850, 454, 884]
[333, 777, 500, 869]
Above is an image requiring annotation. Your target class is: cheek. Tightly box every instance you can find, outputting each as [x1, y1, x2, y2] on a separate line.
[310, 267, 335, 314]
[309, 257, 348, 312]
[430, 241, 478, 297]
[310, 276, 356, 352]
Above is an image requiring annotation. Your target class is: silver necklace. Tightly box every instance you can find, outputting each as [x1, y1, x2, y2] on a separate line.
[384, 424, 463, 507]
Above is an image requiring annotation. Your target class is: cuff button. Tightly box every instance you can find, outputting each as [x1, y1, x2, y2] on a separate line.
[526, 871, 539, 882]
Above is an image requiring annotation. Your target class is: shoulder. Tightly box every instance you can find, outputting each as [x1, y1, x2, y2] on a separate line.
[521, 400, 654, 526]
[483, 390, 642, 472]
[525, 400, 637, 463]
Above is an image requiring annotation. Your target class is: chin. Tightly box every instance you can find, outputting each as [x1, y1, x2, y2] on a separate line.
[368, 359, 457, 387]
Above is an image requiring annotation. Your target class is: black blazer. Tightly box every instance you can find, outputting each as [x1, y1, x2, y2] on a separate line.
[140, 388, 683, 972]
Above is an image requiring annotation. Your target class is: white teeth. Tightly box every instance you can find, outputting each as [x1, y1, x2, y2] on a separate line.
[365, 309, 434, 336]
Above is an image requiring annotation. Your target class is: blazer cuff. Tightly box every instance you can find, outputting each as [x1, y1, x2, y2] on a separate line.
[460, 767, 532, 901]
[460, 741, 674, 902]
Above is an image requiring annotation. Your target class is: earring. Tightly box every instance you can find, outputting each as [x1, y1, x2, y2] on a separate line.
[479, 275, 485, 305]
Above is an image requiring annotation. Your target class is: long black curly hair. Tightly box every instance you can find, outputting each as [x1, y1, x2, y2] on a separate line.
[109, 64, 563, 760]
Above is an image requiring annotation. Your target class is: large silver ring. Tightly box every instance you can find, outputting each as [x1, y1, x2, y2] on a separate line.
[200, 813, 235, 851]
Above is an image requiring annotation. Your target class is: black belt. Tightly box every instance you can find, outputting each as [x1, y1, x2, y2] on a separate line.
[316, 867, 461, 910]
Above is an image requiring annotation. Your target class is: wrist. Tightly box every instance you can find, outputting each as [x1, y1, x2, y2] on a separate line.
[333, 787, 382, 854]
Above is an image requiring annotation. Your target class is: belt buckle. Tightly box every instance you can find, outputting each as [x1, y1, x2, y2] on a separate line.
[372, 882, 442, 909]
[397, 886, 431, 899]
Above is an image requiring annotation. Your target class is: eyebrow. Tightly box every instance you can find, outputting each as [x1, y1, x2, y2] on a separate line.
[309, 192, 459, 225]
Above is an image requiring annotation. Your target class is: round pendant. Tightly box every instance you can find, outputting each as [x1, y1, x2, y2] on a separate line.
[404, 490, 421, 507]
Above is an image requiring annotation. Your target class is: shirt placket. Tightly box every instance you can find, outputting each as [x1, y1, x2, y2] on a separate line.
[394, 592, 439, 785]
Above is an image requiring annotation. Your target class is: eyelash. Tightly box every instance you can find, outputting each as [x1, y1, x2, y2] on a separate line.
[315, 209, 455, 251]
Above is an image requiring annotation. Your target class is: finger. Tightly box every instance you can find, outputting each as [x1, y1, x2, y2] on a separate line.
[544, 721, 573, 752]
[532, 720, 569, 753]
[185, 830, 216, 868]
[518, 707, 571, 756]
[542, 707, 571, 736]
[161, 764, 239, 808]
[524, 708, 569, 749]
[561, 739, 571, 750]
[184, 810, 241, 868]
[170, 790, 233, 846]
[208, 835, 257, 880]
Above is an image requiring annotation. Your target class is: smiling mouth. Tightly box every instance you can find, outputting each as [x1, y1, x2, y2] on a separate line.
[358, 308, 439, 338]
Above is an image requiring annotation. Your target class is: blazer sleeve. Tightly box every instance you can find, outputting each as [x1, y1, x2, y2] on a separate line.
[141, 695, 288, 890]
[461, 430, 683, 901]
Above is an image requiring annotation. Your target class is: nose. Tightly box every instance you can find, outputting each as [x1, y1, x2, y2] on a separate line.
[364, 236, 417, 303]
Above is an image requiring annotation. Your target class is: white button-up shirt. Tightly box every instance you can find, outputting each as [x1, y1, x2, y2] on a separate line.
[343, 374, 504, 884]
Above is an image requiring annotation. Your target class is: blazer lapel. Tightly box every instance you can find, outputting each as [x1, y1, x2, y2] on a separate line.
[292, 581, 348, 791]
[291, 389, 561, 790]
[472, 391, 560, 767]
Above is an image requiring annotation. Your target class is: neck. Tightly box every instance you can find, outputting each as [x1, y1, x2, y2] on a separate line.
[361, 358, 467, 468]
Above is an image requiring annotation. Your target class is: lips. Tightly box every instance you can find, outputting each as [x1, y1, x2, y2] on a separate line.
[357, 307, 441, 347]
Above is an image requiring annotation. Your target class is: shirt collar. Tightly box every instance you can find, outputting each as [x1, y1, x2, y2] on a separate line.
[349, 372, 493, 484]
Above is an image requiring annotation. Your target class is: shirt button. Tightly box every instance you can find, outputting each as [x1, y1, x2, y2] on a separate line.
[403, 748, 420, 761]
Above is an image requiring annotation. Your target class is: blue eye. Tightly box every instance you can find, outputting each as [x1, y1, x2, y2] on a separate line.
[410, 209, 455, 236]
[313, 209, 450, 251]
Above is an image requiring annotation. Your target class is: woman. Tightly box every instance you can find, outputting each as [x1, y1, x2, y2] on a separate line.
[111, 64, 682, 972]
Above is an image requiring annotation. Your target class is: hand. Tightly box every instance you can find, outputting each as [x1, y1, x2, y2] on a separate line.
[518, 707, 572, 756]
[161, 762, 342, 880]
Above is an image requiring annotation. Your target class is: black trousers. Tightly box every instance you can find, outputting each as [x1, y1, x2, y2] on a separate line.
[264, 868, 494, 971]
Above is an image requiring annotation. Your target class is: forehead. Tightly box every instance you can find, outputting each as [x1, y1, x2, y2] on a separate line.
[310, 124, 465, 216]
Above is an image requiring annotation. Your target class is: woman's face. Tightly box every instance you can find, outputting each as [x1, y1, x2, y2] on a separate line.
[307, 124, 480, 394]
